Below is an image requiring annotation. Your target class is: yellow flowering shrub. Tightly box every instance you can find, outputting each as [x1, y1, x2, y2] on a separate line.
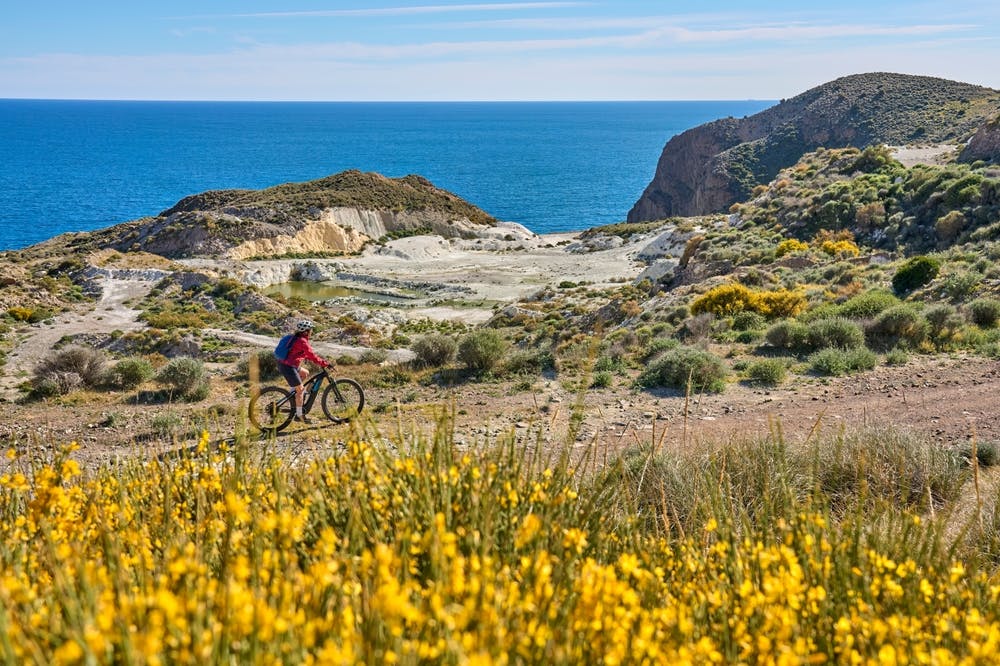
[691, 284, 807, 319]
[820, 239, 861, 257]
[0, 431, 999, 664]
[775, 238, 809, 257]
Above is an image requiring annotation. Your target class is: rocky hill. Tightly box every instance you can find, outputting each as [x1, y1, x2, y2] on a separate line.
[83, 170, 497, 259]
[628, 73, 1000, 222]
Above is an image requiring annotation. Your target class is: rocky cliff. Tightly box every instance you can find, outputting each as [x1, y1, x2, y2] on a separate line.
[628, 73, 1000, 221]
[87, 171, 497, 259]
[959, 115, 1000, 164]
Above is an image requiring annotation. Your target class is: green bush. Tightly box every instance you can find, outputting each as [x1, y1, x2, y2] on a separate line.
[641, 337, 680, 361]
[806, 318, 865, 350]
[837, 289, 900, 319]
[108, 357, 155, 390]
[924, 304, 963, 347]
[732, 311, 766, 331]
[884, 348, 910, 366]
[969, 299, 1000, 328]
[866, 304, 929, 350]
[157, 357, 208, 399]
[411, 334, 457, 367]
[502, 348, 555, 376]
[892, 255, 940, 295]
[940, 271, 982, 301]
[765, 320, 809, 352]
[457, 329, 509, 373]
[745, 359, 787, 387]
[32, 346, 107, 395]
[637, 346, 729, 393]
[809, 347, 877, 376]
[359, 349, 389, 365]
[235, 351, 280, 381]
[590, 371, 613, 389]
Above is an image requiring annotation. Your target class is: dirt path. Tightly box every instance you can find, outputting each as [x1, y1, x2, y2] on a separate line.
[0, 276, 158, 399]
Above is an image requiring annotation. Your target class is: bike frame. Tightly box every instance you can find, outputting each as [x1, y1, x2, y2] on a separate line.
[291, 367, 347, 414]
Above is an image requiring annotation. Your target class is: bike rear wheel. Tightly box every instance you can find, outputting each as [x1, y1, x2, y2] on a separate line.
[321, 378, 365, 424]
[249, 386, 295, 433]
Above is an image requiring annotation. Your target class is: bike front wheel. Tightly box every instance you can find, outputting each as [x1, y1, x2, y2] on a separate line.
[321, 378, 365, 424]
[249, 386, 295, 433]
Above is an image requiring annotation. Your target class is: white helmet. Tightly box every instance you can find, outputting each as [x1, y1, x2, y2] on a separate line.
[295, 319, 315, 332]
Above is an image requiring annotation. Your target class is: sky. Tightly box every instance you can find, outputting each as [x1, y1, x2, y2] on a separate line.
[2, 1, 999, 101]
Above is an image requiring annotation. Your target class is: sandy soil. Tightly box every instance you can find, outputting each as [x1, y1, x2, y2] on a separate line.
[889, 144, 960, 167]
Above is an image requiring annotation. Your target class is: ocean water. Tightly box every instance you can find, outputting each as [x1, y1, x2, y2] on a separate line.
[0, 99, 773, 251]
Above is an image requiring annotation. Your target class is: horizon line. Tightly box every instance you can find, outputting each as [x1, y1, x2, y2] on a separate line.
[0, 96, 776, 104]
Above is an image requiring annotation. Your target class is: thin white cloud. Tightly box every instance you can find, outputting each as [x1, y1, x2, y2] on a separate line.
[212, 20, 979, 61]
[170, 26, 217, 38]
[233, 3, 587, 19]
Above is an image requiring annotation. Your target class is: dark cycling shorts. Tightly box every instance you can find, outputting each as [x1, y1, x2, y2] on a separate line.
[278, 362, 304, 387]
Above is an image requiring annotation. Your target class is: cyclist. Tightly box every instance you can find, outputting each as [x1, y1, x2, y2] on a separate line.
[277, 320, 332, 423]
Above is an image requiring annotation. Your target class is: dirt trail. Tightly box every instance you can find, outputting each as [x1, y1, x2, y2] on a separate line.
[0, 277, 157, 399]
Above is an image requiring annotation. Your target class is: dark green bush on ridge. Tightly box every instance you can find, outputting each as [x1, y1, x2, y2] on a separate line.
[892, 255, 941, 295]
[969, 298, 1000, 328]
[866, 304, 929, 351]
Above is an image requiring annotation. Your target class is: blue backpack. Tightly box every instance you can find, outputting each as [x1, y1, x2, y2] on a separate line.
[274, 334, 295, 361]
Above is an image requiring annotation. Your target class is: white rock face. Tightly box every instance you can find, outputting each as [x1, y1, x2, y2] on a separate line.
[226, 206, 493, 261]
[637, 226, 700, 262]
[636, 259, 679, 284]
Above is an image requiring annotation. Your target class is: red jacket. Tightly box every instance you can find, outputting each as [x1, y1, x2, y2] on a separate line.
[280, 334, 327, 368]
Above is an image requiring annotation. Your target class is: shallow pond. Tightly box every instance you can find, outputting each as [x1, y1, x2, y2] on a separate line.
[263, 281, 415, 304]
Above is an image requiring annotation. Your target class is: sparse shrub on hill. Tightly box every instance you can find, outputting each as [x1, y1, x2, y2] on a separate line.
[157, 356, 208, 401]
[866, 304, 929, 350]
[411, 334, 457, 368]
[836, 289, 900, 319]
[32, 346, 107, 396]
[940, 270, 982, 301]
[637, 346, 728, 393]
[501, 348, 555, 376]
[806, 318, 866, 350]
[359, 349, 389, 365]
[809, 346, 877, 376]
[107, 356, 155, 390]
[765, 320, 810, 352]
[745, 358, 787, 387]
[969, 298, 1000, 328]
[924, 304, 964, 348]
[457, 329, 509, 373]
[236, 350, 280, 382]
[731, 311, 766, 332]
[892, 255, 941, 295]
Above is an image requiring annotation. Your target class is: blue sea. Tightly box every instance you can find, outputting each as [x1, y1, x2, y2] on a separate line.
[0, 99, 773, 251]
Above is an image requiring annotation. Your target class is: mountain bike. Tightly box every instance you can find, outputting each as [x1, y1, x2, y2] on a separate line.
[248, 367, 365, 433]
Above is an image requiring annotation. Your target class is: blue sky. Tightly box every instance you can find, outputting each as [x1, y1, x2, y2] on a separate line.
[2, 1, 998, 100]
